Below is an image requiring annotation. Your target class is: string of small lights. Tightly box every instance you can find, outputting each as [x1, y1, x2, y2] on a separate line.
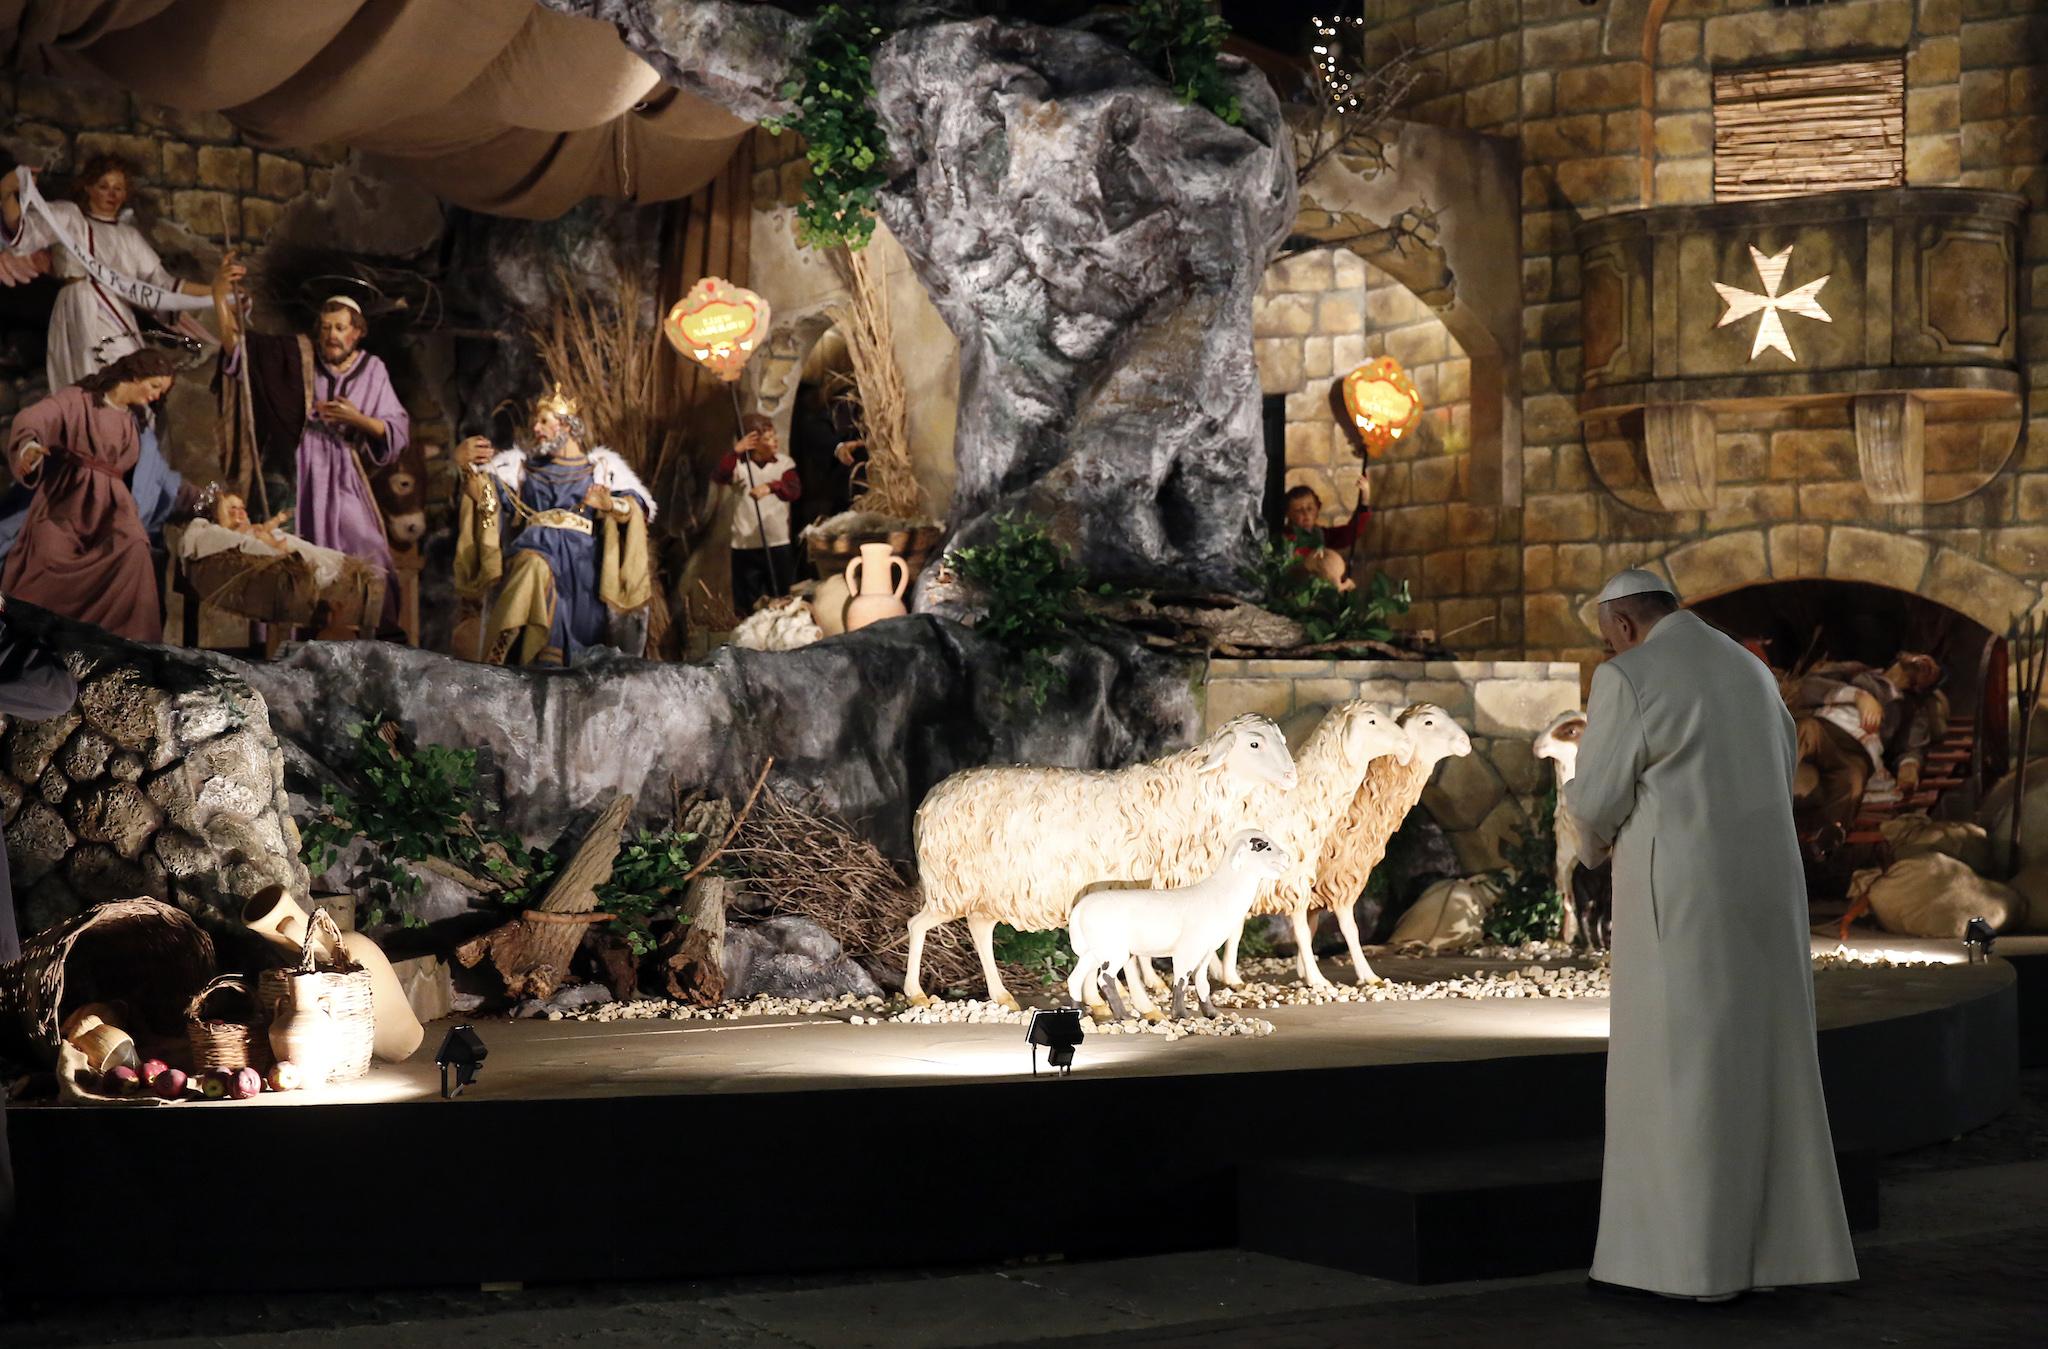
[1308, 13, 1370, 109]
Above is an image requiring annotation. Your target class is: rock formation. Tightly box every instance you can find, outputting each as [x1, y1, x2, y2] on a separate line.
[550, 2, 1298, 589]
[0, 606, 308, 935]
[873, 21, 1296, 590]
[2, 605, 1196, 941]
[238, 616, 1198, 865]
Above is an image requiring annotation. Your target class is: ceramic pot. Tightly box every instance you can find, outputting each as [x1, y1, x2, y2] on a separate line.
[843, 542, 908, 632]
[243, 886, 425, 1062]
[811, 573, 853, 636]
[267, 979, 335, 1085]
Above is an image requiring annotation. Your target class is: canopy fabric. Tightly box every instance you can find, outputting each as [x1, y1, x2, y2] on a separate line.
[1, 0, 750, 219]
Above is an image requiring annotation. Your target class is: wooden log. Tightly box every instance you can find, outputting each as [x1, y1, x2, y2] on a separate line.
[663, 875, 731, 1005]
[455, 793, 635, 1001]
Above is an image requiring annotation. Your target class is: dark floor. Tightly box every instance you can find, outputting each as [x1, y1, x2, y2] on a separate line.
[4, 1067, 2044, 1349]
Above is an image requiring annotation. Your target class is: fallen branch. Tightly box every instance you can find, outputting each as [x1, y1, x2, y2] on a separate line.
[679, 756, 774, 885]
[455, 793, 635, 1000]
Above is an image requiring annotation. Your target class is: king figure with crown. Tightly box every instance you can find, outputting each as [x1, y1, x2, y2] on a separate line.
[453, 388, 654, 665]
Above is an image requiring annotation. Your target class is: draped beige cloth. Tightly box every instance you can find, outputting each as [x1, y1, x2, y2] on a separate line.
[0, 0, 750, 218]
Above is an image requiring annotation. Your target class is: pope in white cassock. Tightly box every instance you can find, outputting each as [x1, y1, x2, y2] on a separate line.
[1566, 568, 1858, 1302]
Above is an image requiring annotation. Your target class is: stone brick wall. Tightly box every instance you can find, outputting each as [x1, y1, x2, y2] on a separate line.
[1348, 0, 2048, 668]
[1253, 248, 1513, 653]
[1198, 657, 1581, 874]
[0, 72, 345, 422]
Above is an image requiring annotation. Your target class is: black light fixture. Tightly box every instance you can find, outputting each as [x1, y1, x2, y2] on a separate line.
[436, 1024, 488, 1098]
[1963, 916, 1997, 964]
[1026, 1008, 1085, 1076]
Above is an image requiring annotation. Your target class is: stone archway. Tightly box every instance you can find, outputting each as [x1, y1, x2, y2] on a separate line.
[1568, 525, 2045, 641]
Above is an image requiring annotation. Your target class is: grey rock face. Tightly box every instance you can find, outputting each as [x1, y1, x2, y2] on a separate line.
[552, 3, 1295, 589]
[722, 916, 882, 1002]
[874, 21, 1295, 589]
[234, 616, 1198, 863]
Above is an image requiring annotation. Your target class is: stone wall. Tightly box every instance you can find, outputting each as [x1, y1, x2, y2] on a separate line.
[1197, 657, 1581, 874]
[1346, 0, 2048, 667]
[0, 607, 308, 938]
[0, 72, 345, 430]
[1254, 250, 1495, 652]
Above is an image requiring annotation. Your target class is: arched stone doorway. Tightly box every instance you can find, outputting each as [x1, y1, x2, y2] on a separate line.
[1569, 526, 2046, 647]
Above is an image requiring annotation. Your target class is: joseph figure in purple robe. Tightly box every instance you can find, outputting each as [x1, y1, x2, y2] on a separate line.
[210, 255, 406, 594]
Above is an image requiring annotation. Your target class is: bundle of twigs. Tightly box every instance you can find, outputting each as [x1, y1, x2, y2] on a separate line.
[527, 264, 686, 495]
[718, 782, 980, 992]
[829, 244, 930, 523]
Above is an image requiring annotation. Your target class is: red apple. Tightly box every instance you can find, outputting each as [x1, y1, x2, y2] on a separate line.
[104, 1064, 142, 1095]
[139, 1058, 171, 1086]
[226, 1067, 263, 1100]
[152, 1067, 187, 1100]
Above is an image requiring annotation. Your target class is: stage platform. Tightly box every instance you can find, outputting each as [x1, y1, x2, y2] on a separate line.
[2, 944, 2018, 1296]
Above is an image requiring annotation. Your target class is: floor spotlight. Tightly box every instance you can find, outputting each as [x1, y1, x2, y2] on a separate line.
[1963, 916, 1997, 964]
[436, 1024, 488, 1098]
[1026, 1008, 1085, 1076]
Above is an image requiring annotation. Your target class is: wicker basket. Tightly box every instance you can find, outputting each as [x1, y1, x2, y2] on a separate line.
[186, 974, 265, 1074]
[255, 909, 373, 1083]
[0, 899, 216, 1069]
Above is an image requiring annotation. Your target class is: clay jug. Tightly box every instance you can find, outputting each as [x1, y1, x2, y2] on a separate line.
[268, 979, 335, 1085]
[843, 542, 908, 631]
[811, 572, 853, 636]
[243, 886, 425, 1062]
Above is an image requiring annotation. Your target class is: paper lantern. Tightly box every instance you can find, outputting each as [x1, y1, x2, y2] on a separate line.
[1339, 355, 1424, 452]
[663, 277, 770, 382]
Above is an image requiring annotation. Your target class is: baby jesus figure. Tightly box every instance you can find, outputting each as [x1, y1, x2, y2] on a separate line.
[213, 493, 293, 551]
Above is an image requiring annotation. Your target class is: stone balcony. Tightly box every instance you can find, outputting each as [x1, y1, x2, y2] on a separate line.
[1575, 188, 2027, 511]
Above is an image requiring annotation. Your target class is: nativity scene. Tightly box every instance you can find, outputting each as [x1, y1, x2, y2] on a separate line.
[0, 0, 2040, 1337]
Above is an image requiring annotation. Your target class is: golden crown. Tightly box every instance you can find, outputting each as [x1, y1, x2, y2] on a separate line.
[536, 385, 580, 420]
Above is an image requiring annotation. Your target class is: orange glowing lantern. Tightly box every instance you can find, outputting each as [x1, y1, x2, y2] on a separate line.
[662, 276, 770, 382]
[1339, 355, 1424, 453]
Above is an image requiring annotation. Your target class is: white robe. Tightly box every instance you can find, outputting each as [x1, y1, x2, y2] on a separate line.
[3, 200, 184, 390]
[1567, 610, 1857, 1297]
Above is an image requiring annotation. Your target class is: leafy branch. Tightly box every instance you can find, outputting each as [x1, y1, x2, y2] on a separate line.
[764, 2, 890, 251]
[1121, 0, 1241, 126]
[1245, 539, 1412, 646]
[949, 512, 1102, 710]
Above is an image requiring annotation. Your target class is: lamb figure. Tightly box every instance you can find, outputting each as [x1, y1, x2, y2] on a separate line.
[1533, 708, 1611, 949]
[1161, 698, 1417, 1000]
[906, 715, 1299, 1008]
[1242, 703, 1471, 988]
[1067, 830, 1293, 1021]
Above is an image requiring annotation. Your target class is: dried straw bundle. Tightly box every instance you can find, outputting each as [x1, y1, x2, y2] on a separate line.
[831, 244, 930, 523]
[720, 783, 982, 992]
[527, 265, 686, 493]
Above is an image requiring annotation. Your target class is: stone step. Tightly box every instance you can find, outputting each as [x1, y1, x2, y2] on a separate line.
[1237, 1143, 1879, 1284]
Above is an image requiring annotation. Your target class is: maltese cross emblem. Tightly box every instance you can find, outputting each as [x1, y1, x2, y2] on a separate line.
[1711, 244, 1833, 362]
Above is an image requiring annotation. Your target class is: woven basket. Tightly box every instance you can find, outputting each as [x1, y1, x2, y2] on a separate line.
[186, 974, 265, 1074]
[0, 899, 216, 1069]
[255, 908, 373, 1083]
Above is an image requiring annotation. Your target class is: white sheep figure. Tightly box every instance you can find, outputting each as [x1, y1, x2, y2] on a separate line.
[1255, 703, 1473, 989]
[1067, 829, 1294, 1021]
[1532, 708, 1587, 947]
[1161, 699, 1416, 1003]
[905, 715, 1300, 1009]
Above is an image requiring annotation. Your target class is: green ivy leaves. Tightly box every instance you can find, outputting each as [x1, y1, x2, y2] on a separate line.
[764, 3, 890, 252]
[949, 513, 1096, 711]
[1123, 0, 1243, 126]
[1245, 540, 1413, 647]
